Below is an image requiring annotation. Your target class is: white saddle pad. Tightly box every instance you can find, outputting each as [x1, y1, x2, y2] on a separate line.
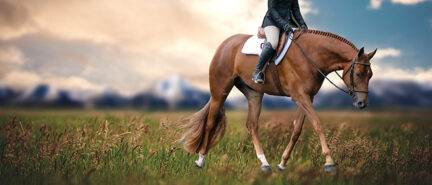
[241, 29, 296, 65]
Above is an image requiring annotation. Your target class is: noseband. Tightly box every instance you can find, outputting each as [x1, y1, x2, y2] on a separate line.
[291, 33, 370, 97]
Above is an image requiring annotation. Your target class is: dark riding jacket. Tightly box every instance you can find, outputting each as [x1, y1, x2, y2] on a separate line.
[262, 0, 307, 30]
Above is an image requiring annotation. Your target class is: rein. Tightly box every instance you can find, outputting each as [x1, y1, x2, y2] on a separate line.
[290, 31, 369, 96]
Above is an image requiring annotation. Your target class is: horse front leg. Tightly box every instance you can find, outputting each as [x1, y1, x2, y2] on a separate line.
[277, 108, 305, 171]
[295, 95, 336, 173]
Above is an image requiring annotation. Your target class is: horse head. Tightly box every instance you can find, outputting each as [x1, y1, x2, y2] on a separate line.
[342, 47, 377, 109]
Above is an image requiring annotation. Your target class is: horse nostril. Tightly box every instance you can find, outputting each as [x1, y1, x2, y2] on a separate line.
[357, 101, 365, 107]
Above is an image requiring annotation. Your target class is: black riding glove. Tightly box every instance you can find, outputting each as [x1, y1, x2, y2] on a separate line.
[283, 24, 293, 33]
[301, 24, 308, 30]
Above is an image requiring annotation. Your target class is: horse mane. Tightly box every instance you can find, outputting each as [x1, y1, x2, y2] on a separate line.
[302, 30, 359, 51]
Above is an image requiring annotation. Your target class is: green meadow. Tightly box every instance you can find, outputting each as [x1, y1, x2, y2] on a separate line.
[0, 110, 431, 185]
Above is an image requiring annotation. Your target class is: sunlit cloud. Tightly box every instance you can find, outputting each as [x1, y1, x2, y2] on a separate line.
[373, 48, 402, 59]
[369, 0, 385, 9]
[391, 0, 431, 5]
[369, 0, 431, 9]
[0, 46, 24, 65]
[1, 70, 104, 94]
[0, 0, 37, 40]
[372, 66, 432, 86]
[0, 46, 25, 78]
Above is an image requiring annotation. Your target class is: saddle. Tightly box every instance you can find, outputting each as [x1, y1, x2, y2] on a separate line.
[257, 27, 288, 57]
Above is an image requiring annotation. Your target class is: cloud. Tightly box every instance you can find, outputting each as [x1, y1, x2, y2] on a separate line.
[299, 0, 319, 15]
[391, 0, 431, 5]
[1, 70, 104, 94]
[0, 0, 36, 40]
[373, 48, 402, 59]
[369, 0, 431, 9]
[372, 66, 432, 87]
[1, 0, 317, 47]
[0, 46, 24, 65]
[0, 46, 25, 78]
[1, 33, 158, 96]
[0, 32, 212, 96]
[369, 0, 385, 9]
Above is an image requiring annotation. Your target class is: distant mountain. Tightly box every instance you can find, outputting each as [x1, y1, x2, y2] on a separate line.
[2, 84, 83, 108]
[369, 80, 432, 107]
[131, 92, 168, 110]
[0, 77, 431, 109]
[147, 75, 210, 109]
[227, 94, 296, 110]
[0, 85, 21, 105]
[23, 85, 56, 105]
[92, 91, 127, 108]
[52, 90, 84, 107]
[313, 80, 432, 108]
[262, 95, 296, 109]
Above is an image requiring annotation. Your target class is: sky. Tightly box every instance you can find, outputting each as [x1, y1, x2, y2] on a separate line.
[0, 0, 431, 96]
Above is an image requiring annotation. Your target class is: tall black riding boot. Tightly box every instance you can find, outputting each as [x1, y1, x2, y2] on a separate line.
[252, 42, 275, 84]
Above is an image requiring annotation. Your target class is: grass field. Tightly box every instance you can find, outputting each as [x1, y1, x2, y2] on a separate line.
[0, 109, 431, 185]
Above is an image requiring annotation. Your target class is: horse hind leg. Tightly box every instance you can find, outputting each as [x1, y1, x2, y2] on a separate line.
[277, 108, 306, 171]
[234, 78, 271, 171]
[182, 77, 234, 168]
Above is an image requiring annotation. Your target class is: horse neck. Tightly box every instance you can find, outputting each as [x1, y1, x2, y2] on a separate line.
[302, 33, 358, 74]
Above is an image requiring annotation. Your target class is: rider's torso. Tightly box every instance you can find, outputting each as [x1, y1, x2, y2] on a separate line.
[263, 0, 298, 28]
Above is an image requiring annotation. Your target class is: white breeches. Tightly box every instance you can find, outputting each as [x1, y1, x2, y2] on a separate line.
[264, 26, 280, 49]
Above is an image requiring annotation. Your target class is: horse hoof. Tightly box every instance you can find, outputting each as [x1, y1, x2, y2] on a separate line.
[260, 165, 272, 172]
[324, 164, 336, 173]
[194, 161, 203, 169]
[277, 164, 286, 171]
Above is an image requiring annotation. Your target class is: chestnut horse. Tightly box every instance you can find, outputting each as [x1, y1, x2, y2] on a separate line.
[181, 29, 377, 172]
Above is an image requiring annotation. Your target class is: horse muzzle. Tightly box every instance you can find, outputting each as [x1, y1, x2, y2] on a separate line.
[352, 95, 368, 109]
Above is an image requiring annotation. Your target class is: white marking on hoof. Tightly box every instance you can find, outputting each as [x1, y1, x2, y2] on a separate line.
[195, 160, 203, 168]
[257, 154, 269, 166]
[293, 120, 296, 125]
[195, 153, 205, 168]
[277, 164, 286, 171]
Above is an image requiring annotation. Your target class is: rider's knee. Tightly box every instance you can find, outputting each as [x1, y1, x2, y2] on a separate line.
[268, 40, 278, 49]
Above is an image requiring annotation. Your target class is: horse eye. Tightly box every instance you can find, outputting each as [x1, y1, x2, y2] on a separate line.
[355, 73, 361, 77]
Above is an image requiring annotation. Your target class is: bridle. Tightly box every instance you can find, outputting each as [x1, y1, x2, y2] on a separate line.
[335, 55, 370, 96]
[291, 31, 370, 97]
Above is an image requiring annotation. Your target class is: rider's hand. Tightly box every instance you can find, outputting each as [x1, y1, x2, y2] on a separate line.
[283, 24, 293, 33]
[301, 24, 308, 30]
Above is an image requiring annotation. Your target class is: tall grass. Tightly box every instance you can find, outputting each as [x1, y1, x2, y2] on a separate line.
[0, 110, 431, 185]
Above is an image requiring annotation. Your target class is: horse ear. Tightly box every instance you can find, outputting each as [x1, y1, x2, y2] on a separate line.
[357, 47, 365, 57]
[368, 48, 378, 60]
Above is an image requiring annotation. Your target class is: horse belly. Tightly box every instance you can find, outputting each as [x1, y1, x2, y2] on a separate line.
[234, 52, 292, 97]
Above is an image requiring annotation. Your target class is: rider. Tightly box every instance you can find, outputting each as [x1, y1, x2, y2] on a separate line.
[252, 0, 308, 84]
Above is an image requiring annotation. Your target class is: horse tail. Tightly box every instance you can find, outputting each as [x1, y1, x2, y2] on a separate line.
[180, 99, 227, 154]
